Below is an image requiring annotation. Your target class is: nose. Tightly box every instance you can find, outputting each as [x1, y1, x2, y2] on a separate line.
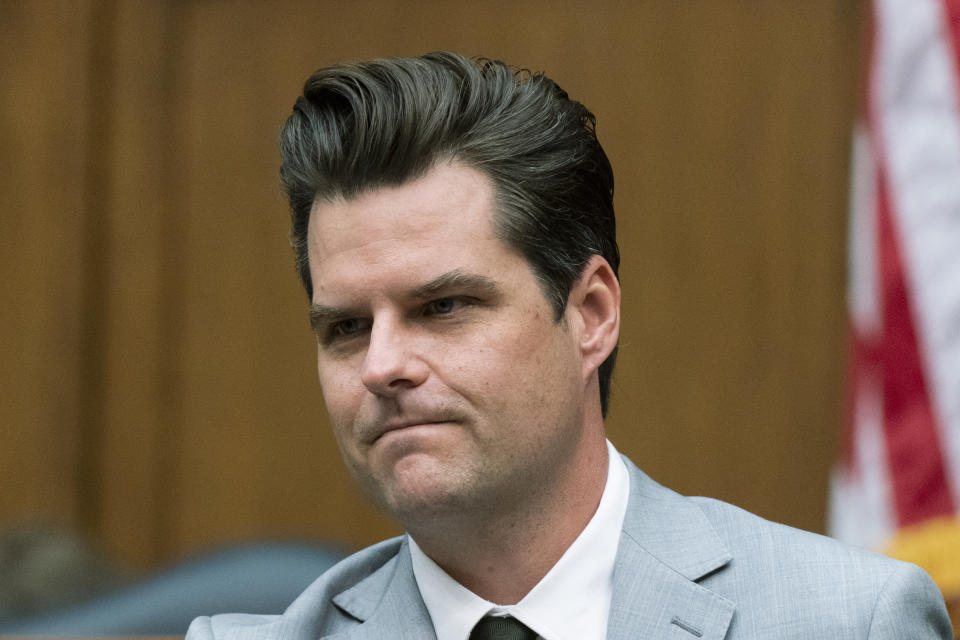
[360, 319, 428, 396]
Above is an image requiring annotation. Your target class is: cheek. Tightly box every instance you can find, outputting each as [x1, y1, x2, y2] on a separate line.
[512, 325, 581, 396]
[447, 323, 568, 401]
[317, 363, 362, 423]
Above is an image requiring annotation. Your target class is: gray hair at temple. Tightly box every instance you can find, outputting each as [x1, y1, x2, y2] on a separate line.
[279, 51, 620, 416]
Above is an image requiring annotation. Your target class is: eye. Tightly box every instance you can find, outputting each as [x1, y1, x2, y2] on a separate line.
[329, 317, 371, 338]
[424, 297, 460, 315]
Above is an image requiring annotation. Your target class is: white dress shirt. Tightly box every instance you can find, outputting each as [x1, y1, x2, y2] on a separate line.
[409, 439, 630, 640]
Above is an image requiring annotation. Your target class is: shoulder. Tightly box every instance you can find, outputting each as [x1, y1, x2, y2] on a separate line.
[691, 495, 951, 637]
[618, 456, 951, 637]
[186, 537, 406, 640]
[692, 493, 910, 582]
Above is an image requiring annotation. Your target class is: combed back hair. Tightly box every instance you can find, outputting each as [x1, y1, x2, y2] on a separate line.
[280, 51, 620, 416]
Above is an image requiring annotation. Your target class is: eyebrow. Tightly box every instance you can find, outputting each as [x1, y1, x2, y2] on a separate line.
[308, 269, 500, 332]
[409, 269, 500, 300]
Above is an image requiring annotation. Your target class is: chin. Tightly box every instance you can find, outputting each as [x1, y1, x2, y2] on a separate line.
[375, 471, 477, 524]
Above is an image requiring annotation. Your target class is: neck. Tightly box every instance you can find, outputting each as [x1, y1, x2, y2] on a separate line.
[407, 432, 609, 604]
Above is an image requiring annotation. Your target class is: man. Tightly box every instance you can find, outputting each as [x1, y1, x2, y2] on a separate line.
[187, 53, 952, 639]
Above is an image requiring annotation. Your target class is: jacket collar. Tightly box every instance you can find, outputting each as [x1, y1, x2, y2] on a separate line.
[607, 457, 735, 639]
[324, 456, 735, 640]
[325, 536, 436, 639]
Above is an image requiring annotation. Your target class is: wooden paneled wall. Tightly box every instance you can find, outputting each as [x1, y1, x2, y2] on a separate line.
[1, 1, 865, 570]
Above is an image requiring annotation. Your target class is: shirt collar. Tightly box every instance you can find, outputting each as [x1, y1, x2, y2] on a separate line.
[409, 440, 630, 640]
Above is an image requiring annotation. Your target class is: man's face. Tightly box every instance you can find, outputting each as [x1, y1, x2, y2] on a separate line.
[306, 163, 590, 526]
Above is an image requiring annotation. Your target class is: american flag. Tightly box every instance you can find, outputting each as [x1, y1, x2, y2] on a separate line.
[829, 0, 960, 628]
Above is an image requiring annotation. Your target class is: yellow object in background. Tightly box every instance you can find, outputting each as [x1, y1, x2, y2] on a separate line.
[886, 517, 960, 636]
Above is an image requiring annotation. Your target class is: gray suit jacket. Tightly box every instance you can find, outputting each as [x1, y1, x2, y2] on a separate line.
[187, 457, 953, 638]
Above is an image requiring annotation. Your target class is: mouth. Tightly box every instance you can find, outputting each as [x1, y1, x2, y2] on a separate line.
[370, 419, 450, 443]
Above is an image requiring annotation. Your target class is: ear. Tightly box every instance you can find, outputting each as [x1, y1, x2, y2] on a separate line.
[567, 255, 621, 380]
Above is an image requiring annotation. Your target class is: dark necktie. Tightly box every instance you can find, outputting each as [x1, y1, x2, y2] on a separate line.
[468, 615, 538, 640]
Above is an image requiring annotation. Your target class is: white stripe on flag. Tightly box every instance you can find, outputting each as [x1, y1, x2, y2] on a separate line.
[848, 124, 880, 339]
[830, 376, 897, 548]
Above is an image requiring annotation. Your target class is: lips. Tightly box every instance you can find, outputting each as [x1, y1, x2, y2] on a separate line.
[372, 419, 446, 443]
[358, 401, 464, 445]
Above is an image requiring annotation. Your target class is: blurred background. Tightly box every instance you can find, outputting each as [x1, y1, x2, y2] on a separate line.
[1, 0, 901, 630]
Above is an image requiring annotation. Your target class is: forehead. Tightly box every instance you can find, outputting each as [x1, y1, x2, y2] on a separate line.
[306, 163, 512, 300]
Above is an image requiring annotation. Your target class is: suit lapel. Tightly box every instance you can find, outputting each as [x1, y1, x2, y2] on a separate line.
[607, 458, 735, 639]
[324, 537, 436, 640]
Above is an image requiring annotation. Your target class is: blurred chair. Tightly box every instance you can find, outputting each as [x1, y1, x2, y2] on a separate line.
[0, 541, 345, 636]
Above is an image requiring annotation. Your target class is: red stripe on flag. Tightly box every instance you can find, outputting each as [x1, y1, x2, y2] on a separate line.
[874, 164, 956, 527]
[943, 0, 960, 93]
